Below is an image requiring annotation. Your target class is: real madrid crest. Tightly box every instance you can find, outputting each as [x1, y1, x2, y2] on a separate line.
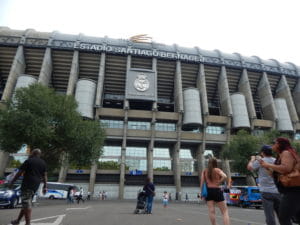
[134, 73, 150, 92]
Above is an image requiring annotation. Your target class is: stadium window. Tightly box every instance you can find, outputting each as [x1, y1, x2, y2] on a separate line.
[179, 149, 194, 172]
[125, 147, 147, 171]
[100, 119, 124, 129]
[155, 122, 176, 131]
[205, 125, 225, 134]
[128, 121, 151, 130]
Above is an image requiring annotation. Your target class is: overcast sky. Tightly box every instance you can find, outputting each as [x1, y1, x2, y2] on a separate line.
[0, 0, 299, 65]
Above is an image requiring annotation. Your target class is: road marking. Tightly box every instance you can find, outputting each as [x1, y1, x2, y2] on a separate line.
[66, 206, 91, 211]
[18, 214, 65, 225]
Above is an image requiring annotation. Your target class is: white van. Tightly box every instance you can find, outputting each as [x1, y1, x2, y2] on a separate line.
[38, 182, 78, 199]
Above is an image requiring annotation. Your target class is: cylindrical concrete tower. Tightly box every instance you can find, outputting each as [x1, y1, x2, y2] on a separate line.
[230, 93, 250, 129]
[274, 98, 293, 132]
[15, 74, 37, 89]
[182, 88, 202, 130]
[75, 79, 96, 119]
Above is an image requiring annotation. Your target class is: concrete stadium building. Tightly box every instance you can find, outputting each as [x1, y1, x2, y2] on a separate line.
[0, 27, 299, 199]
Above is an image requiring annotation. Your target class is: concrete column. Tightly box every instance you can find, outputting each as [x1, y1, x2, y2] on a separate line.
[173, 113, 182, 200]
[147, 58, 157, 181]
[196, 143, 205, 182]
[196, 63, 208, 181]
[257, 72, 278, 122]
[95, 52, 106, 106]
[147, 140, 154, 181]
[58, 50, 80, 182]
[147, 103, 156, 181]
[276, 75, 299, 127]
[196, 63, 209, 115]
[66, 51, 79, 95]
[38, 48, 52, 86]
[238, 69, 256, 122]
[174, 60, 183, 199]
[0, 151, 10, 177]
[293, 79, 300, 118]
[222, 117, 232, 182]
[88, 160, 98, 195]
[119, 55, 131, 199]
[218, 66, 232, 116]
[87, 53, 106, 198]
[1, 45, 25, 102]
[174, 60, 184, 112]
[173, 142, 181, 201]
[119, 107, 128, 199]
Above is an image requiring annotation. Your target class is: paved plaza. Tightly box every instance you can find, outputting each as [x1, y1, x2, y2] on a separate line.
[0, 199, 267, 225]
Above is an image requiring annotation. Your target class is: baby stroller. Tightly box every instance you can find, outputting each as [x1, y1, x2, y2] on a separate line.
[134, 191, 147, 214]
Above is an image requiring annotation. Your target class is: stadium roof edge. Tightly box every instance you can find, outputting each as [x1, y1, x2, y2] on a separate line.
[0, 26, 299, 77]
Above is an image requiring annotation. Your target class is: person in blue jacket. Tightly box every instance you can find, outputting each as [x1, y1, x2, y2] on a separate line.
[143, 177, 155, 214]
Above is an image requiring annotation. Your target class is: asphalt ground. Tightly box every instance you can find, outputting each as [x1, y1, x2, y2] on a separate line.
[0, 199, 268, 225]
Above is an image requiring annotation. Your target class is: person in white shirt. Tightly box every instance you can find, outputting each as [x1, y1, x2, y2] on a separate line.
[76, 187, 85, 204]
[247, 145, 281, 225]
[162, 191, 169, 208]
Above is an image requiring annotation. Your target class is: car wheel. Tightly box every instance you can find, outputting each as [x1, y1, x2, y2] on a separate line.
[49, 195, 55, 200]
[10, 198, 18, 208]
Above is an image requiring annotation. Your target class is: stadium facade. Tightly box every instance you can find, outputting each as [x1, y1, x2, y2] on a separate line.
[0, 27, 299, 199]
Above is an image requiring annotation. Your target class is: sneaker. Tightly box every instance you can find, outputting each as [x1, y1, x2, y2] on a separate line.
[11, 220, 19, 225]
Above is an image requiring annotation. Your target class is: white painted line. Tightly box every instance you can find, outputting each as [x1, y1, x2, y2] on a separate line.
[19, 214, 65, 225]
[66, 206, 91, 211]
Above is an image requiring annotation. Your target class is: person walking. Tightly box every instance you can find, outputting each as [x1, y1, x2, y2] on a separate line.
[260, 137, 300, 225]
[247, 145, 281, 225]
[77, 187, 85, 204]
[143, 177, 155, 214]
[67, 186, 73, 204]
[9, 148, 47, 225]
[185, 192, 189, 202]
[200, 157, 231, 225]
[162, 191, 169, 208]
[87, 191, 91, 200]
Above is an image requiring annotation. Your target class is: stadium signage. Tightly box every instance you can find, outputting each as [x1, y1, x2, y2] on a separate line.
[75, 43, 200, 62]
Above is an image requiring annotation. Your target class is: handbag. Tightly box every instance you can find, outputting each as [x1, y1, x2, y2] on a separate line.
[201, 181, 208, 198]
[278, 150, 300, 187]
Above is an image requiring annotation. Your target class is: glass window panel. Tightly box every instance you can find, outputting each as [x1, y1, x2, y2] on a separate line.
[295, 133, 300, 140]
[180, 149, 193, 159]
[206, 126, 225, 134]
[128, 121, 151, 130]
[126, 147, 147, 157]
[100, 119, 123, 129]
[102, 146, 121, 157]
[180, 161, 194, 172]
[153, 148, 170, 158]
[204, 150, 214, 158]
[99, 158, 119, 162]
[153, 160, 172, 170]
[125, 159, 147, 171]
[155, 123, 176, 131]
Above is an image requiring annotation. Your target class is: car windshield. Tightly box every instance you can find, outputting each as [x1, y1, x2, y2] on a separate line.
[0, 184, 19, 191]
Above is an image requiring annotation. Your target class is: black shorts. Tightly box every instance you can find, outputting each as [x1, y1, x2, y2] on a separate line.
[206, 188, 224, 202]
